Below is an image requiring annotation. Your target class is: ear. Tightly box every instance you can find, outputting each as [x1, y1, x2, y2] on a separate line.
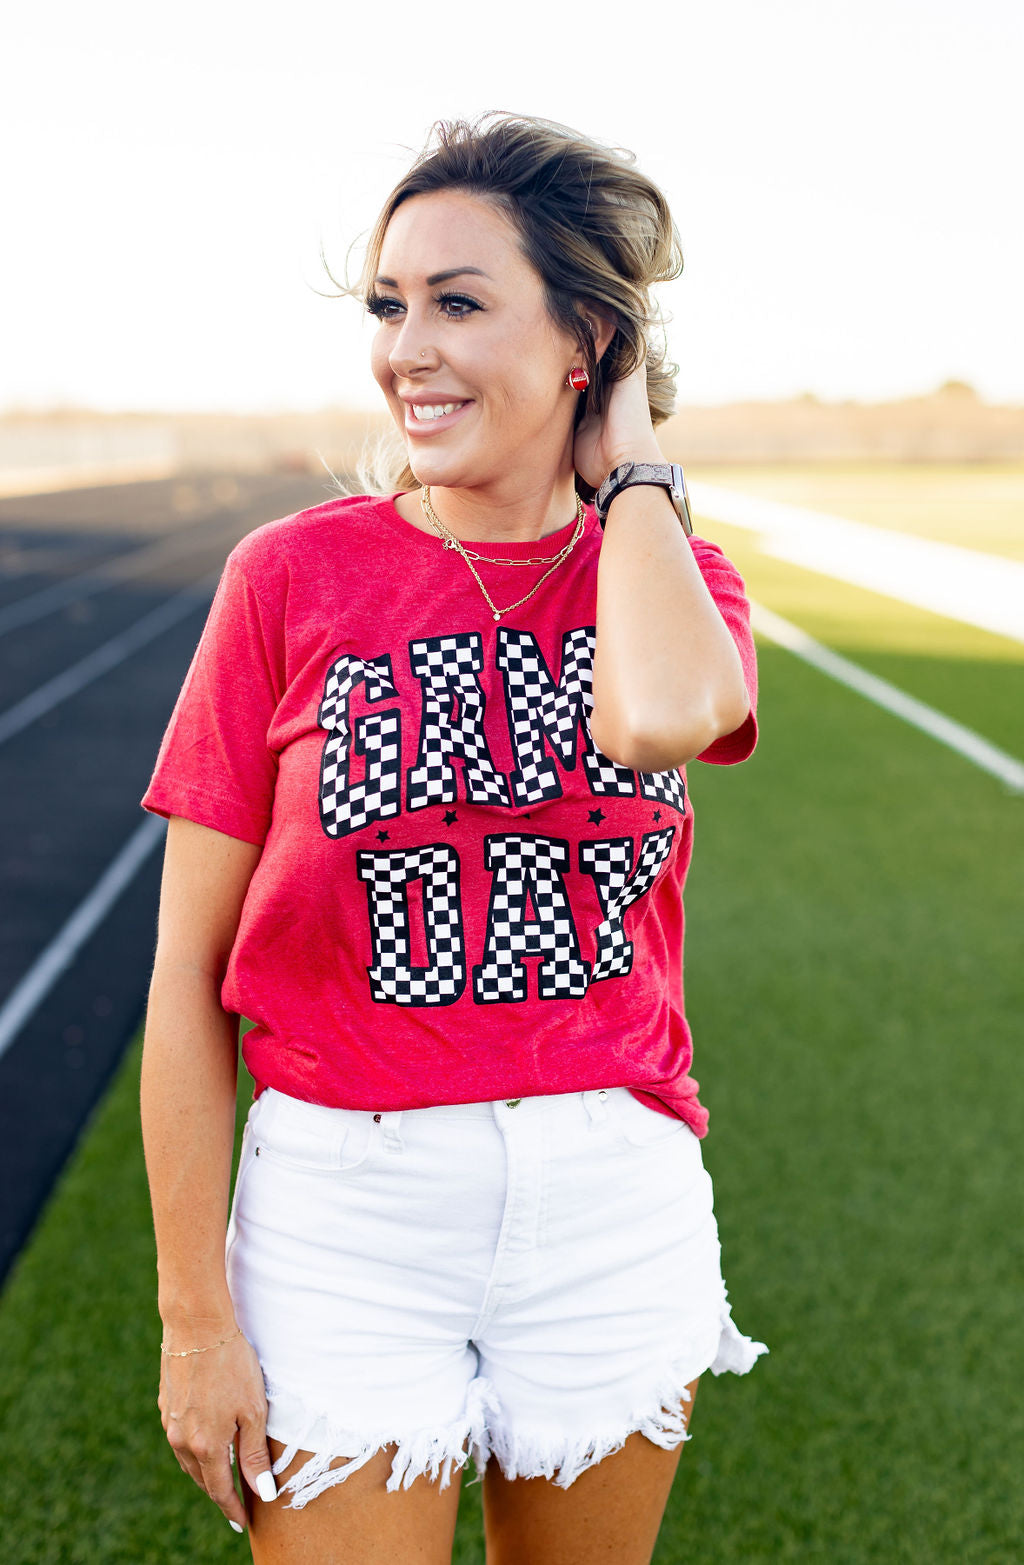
[578, 305, 617, 364]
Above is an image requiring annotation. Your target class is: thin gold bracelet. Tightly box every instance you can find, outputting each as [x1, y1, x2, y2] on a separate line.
[160, 1326, 244, 1357]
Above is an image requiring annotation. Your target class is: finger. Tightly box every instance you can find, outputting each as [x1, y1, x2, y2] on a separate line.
[227, 1433, 246, 1533]
[196, 1448, 248, 1531]
[167, 1435, 204, 1490]
[239, 1427, 279, 1505]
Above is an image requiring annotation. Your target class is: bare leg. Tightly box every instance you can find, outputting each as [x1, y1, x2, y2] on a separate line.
[482, 1377, 700, 1565]
[245, 1435, 464, 1565]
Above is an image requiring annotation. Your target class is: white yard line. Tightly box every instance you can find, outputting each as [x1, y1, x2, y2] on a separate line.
[0, 815, 167, 1062]
[0, 568, 221, 747]
[749, 600, 1024, 793]
[689, 481, 1024, 644]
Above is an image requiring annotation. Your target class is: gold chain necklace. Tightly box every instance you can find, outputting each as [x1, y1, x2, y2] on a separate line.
[419, 486, 587, 623]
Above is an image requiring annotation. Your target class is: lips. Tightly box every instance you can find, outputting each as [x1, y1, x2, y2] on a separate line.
[410, 399, 468, 421]
[403, 399, 474, 436]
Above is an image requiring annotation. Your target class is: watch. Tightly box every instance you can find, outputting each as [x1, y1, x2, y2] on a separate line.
[594, 461, 694, 536]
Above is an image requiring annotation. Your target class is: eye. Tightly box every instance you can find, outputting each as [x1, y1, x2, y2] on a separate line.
[434, 290, 481, 320]
[363, 290, 482, 322]
[365, 290, 400, 320]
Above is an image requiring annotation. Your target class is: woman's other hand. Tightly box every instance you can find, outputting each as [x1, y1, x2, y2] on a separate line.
[158, 1327, 278, 1532]
[572, 355, 664, 491]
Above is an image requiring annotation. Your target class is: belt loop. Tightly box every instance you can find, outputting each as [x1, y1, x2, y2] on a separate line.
[378, 1109, 405, 1151]
[584, 1088, 609, 1125]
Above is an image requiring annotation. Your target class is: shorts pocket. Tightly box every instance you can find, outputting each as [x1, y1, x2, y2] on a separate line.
[251, 1088, 379, 1177]
[613, 1089, 695, 1149]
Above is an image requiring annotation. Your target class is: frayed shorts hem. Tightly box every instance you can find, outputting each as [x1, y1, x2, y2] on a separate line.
[264, 1303, 769, 1510]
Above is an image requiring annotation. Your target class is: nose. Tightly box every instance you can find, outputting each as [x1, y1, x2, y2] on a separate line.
[388, 312, 438, 378]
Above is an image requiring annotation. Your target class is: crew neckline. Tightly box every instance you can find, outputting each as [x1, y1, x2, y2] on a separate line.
[378, 490, 595, 561]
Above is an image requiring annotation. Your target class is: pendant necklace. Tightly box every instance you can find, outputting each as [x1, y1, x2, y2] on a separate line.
[419, 486, 586, 623]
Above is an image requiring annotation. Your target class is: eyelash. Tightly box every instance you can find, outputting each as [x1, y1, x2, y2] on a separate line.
[364, 289, 481, 322]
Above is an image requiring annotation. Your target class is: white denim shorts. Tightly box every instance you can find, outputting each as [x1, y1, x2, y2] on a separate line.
[224, 1084, 768, 1511]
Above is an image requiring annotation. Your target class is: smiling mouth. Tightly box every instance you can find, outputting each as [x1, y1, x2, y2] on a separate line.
[404, 400, 473, 433]
[410, 400, 469, 421]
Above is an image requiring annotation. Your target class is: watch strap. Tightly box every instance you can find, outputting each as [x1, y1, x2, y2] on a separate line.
[594, 461, 693, 536]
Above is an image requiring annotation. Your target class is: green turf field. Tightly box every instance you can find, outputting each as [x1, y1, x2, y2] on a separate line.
[2, 465, 1021, 1562]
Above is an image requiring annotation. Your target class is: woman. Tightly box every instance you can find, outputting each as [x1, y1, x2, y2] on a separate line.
[139, 111, 768, 1564]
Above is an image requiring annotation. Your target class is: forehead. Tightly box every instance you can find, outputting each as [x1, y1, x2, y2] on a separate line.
[377, 189, 532, 283]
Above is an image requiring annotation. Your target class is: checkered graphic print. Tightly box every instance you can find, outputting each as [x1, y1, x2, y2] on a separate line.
[637, 765, 687, 816]
[580, 828, 677, 981]
[407, 634, 512, 811]
[472, 833, 591, 1003]
[318, 654, 402, 839]
[497, 625, 638, 803]
[356, 842, 466, 1006]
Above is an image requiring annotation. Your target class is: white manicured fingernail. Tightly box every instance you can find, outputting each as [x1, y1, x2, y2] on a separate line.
[256, 1471, 278, 1502]
[229, 1519, 244, 1532]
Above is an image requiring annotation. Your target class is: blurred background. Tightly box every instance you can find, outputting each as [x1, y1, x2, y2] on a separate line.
[0, 1, 1021, 1560]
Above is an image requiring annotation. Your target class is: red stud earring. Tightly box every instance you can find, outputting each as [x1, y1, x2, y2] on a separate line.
[566, 365, 590, 391]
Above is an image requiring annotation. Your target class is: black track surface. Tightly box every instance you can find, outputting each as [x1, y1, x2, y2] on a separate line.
[0, 470, 333, 1291]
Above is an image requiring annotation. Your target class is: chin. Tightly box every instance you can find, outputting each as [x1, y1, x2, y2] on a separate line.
[407, 454, 473, 490]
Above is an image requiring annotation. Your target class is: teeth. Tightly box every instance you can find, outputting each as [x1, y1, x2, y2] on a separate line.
[411, 401, 466, 421]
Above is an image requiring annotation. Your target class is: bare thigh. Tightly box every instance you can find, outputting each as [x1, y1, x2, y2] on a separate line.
[482, 1377, 700, 1565]
[245, 1436, 464, 1565]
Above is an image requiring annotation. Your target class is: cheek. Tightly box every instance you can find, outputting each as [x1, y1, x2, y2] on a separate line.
[370, 336, 391, 391]
[510, 329, 568, 404]
[505, 357, 566, 420]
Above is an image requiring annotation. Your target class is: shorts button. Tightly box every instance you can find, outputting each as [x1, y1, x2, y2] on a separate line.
[598, 1089, 608, 1099]
[373, 1113, 382, 1123]
[505, 1098, 521, 1108]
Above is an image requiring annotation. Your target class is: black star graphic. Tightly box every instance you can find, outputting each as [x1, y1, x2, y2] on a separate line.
[587, 807, 606, 826]
[376, 829, 390, 842]
[652, 809, 662, 821]
[443, 809, 458, 825]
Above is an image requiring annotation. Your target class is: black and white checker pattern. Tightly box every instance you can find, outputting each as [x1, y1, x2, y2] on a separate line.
[637, 766, 687, 817]
[472, 834, 590, 1003]
[318, 653, 402, 839]
[497, 626, 588, 805]
[407, 634, 511, 811]
[496, 624, 640, 801]
[356, 842, 466, 1006]
[580, 828, 677, 981]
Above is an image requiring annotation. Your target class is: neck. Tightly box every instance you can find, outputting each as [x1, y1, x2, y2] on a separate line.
[415, 471, 581, 544]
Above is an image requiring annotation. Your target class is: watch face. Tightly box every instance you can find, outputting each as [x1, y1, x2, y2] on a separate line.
[673, 489, 694, 535]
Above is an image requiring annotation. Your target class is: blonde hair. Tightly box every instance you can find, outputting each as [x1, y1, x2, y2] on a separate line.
[326, 110, 683, 500]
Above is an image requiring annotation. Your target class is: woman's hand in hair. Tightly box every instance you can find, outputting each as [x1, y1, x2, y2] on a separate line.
[572, 355, 664, 491]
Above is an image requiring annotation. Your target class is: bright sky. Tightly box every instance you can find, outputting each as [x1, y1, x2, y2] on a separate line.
[3, 0, 1021, 414]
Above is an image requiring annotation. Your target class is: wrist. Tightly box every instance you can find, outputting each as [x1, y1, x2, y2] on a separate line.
[159, 1294, 238, 1334]
[595, 457, 694, 536]
[601, 445, 664, 480]
[603, 482, 678, 518]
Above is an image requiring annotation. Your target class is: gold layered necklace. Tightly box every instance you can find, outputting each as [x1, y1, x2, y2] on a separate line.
[419, 485, 587, 623]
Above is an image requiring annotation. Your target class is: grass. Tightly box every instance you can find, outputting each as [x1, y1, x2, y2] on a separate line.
[688, 462, 1024, 560]
[676, 646, 1023, 1562]
[1, 472, 1022, 1562]
[692, 513, 1023, 762]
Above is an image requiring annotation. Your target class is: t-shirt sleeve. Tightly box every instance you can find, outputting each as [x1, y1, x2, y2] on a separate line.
[139, 546, 283, 846]
[689, 535, 759, 766]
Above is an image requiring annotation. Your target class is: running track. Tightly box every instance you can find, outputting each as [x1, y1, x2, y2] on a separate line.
[0, 472, 329, 1290]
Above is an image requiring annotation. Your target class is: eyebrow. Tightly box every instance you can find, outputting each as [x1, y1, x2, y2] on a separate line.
[373, 267, 493, 288]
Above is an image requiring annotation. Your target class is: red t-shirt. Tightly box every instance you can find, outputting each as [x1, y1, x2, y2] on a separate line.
[140, 491, 758, 1136]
